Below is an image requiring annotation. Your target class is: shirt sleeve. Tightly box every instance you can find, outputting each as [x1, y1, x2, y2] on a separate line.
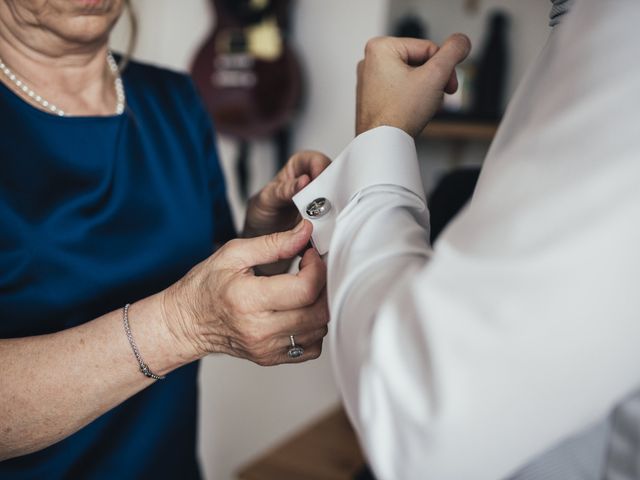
[292, 1, 640, 479]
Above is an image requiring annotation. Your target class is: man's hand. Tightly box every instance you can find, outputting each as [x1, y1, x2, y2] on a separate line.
[356, 34, 471, 137]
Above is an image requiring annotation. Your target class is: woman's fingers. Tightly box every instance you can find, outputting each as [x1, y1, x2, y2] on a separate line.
[253, 339, 325, 366]
[228, 289, 329, 364]
[256, 151, 331, 210]
[283, 326, 328, 349]
[270, 290, 329, 334]
[241, 248, 326, 311]
[237, 289, 329, 347]
[287, 150, 332, 180]
[234, 298, 328, 364]
[186, 224, 328, 366]
[281, 339, 324, 365]
[220, 221, 313, 270]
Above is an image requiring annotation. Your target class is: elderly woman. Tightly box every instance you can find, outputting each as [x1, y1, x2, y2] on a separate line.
[0, 0, 330, 477]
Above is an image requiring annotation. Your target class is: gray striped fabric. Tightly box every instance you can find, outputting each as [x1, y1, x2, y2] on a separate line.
[507, 391, 640, 480]
[508, 419, 610, 480]
[603, 392, 640, 480]
[549, 0, 574, 26]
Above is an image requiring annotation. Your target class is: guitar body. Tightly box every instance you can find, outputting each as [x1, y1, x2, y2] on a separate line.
[191, 0, 302, 140]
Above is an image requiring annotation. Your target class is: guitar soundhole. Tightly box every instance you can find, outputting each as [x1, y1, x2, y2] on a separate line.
[229, 31, 248, 53]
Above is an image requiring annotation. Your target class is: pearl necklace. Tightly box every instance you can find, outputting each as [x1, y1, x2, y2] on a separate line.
[0, 51, 126, 117]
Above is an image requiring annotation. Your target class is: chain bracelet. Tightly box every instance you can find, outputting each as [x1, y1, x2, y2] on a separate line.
[123, 303, 166, 380]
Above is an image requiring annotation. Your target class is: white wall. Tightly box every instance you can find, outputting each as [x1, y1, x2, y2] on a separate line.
[391, 0, 551, 192]
[112, 1, 388, 479]
[111, 2, 550, 478]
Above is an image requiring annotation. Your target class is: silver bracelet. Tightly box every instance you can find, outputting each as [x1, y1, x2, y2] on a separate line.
[122, 303, 166, 381]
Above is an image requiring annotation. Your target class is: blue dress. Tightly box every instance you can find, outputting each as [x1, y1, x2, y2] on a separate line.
[0, 59, 235, 479]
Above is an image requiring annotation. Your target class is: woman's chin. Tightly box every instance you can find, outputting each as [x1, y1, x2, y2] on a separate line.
[48, 8, 122, 46]
[76, 0, 106, 7]
[71, 0, 115, 13]
[30, 0, 123, 46]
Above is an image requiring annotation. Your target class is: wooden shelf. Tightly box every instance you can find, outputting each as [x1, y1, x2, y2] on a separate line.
[237, 407, 364, 480]
[422, 120, 499, 141]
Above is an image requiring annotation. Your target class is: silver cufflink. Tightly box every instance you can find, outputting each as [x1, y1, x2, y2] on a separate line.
[305, 197, 332, 218]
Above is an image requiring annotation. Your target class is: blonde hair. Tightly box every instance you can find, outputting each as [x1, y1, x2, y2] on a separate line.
[119, 0, 138, 70]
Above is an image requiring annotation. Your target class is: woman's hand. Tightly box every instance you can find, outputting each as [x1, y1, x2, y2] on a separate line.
[162, 220, 328, 366]
[356, 34, 471, 137]
[243, 150, 331, 239]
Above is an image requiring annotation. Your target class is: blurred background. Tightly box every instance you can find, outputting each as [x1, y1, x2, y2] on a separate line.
[110, 1, 550, 478]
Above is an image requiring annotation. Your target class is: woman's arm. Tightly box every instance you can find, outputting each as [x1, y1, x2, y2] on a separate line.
[0, 294, 184, 460]
[0, 222, 328, 460]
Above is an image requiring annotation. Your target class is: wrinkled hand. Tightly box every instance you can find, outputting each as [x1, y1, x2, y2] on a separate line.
[244, 150, 331, 239]
[356, 34, 471, 137]
[163, 220, 328, 366]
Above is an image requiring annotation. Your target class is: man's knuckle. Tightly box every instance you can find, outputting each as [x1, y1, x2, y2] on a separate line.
[428, 60, 451, 81]
[365, 36, 386, 55]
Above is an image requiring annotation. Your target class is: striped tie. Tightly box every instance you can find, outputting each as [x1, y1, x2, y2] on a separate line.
[549, 0, 573, 26]
[508, 419, 610, 480]
[508, 391, 640, 480]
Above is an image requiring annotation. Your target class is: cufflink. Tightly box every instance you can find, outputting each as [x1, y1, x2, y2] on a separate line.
[305, 197, 331, 218]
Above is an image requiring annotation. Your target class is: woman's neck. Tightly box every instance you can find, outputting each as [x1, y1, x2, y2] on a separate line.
[0, 3, 117, 116]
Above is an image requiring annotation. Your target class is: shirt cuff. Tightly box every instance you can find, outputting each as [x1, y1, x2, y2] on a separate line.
[293, 126, 425, 255]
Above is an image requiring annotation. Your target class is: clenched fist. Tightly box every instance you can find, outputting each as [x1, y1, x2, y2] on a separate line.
[356, 34, 472, 137]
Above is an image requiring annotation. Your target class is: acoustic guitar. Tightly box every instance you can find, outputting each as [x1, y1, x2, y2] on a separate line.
[191, 0, 303, 198]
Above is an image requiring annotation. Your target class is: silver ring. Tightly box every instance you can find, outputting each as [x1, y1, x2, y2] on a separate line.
[287, 335, 304, 359]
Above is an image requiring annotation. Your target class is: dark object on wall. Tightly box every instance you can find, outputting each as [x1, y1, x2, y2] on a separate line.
[472, 10, 510, 120]
[393, 14, 428, 39]
[191, 0, 302, 197]
[429, 167, 481, 242]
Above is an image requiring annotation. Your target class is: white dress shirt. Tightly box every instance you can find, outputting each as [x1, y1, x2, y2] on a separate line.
[293, 0, 640, 478]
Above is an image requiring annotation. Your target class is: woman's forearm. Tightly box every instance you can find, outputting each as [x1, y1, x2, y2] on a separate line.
[0, 222, 329, 461]
[0, 293, 197, 461]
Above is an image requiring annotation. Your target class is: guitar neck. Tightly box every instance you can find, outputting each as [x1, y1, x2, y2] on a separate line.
[211, 0, 293, 30]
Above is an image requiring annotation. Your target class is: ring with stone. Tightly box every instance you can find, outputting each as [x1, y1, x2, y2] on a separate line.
[287, 335, 305, 359]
